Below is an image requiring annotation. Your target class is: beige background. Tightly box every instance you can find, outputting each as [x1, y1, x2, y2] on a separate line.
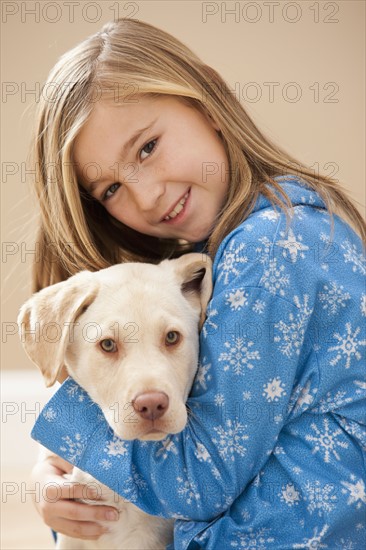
[1, 1, 365, 548]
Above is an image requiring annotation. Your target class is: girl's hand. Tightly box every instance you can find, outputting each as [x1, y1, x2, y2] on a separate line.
[31, 453, 119, 540]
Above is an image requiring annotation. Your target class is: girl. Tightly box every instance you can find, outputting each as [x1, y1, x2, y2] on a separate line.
[29, 18, 365, 548]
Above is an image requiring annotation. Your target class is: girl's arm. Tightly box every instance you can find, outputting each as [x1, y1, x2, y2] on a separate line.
[32, 220, 314, 522]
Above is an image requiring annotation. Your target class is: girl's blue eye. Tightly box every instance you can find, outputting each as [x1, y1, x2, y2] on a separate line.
[103, 182, 120, 200]
[140, 139, 157, 160]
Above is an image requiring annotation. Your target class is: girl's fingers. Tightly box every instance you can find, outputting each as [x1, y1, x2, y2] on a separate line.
[48, 518, 108, 541]
[49, 500, 119, 523]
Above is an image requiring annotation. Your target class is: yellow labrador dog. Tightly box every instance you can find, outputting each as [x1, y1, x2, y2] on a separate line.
[18, 253, 212, 550]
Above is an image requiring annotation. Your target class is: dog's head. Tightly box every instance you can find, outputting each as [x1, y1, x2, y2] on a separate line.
[18, 253, 212, 441]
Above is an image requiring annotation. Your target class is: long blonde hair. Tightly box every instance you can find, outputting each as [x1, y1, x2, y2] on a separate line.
[29, 18, 365, 291]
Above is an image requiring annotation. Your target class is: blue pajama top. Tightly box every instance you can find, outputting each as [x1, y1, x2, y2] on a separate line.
[32, 175, 366, 549]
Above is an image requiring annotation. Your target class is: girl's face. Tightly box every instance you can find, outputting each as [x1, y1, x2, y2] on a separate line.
[74, 95, 230, 242]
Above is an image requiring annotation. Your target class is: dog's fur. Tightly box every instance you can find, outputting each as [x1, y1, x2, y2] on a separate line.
[18, 253, 212, 549]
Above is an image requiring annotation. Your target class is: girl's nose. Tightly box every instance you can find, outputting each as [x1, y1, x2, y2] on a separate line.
[129, 176, 165, 214]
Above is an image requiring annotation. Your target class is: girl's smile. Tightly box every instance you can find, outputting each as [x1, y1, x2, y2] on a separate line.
[73, 95, 230, 242]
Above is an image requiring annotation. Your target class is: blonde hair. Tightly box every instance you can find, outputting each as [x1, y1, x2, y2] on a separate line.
[29, 18, 365, 291]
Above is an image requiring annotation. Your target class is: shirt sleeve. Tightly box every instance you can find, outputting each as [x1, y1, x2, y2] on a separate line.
[32, 227, 315, 522]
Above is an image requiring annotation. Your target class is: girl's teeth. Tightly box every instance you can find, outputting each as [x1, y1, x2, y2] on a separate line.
[165, 193, 189, 220]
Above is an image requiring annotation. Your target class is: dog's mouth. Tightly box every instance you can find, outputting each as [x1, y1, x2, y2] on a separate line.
[140, 429, 168, 441]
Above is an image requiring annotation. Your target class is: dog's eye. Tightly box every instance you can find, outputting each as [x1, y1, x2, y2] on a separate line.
[165, 331, 180, 346]
[100, 339, 117, 353]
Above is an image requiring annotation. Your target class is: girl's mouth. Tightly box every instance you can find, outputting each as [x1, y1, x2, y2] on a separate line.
[162, 189, 190, 224]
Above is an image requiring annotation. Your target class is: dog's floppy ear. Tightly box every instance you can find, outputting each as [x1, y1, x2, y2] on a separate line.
[171, 253, 213, 329]
[17, 271, 99, 387]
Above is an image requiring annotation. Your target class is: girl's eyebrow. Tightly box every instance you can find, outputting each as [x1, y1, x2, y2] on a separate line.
[83, 118, 158, 194]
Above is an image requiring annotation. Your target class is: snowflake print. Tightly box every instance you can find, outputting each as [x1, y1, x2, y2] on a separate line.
[280, 483, 301, 506]
[194, 358, 212, 390]
[155, 436, 178, 460]
[217, 239, 248, 285]
[334, 539, 357, 550]
[260, 258, 290, 296]
[219, 337, 260, 374]
[305, 418, 348, 463]
[213, 419, 249, 461]
[99, 458, 112, 470]
[252, 299, 266, 314]
[60, 433, 86, 464]
[202, 306, 218, 338]
[43, 406, 57, 422]
[263, 377, 287, 402]
[293, 524, 329, 548]
[361, 294, 366, 316]
[230, 526, 275, 548]
[104, 435, 128, 457]
[274, 295, 312, 357]
[123, 464, 147, 503]
[288, 380, 316, 414]
[242, 390, 252, 400]
[314, 390, 353, 414]
[225, 288, 249, 310]
[276, 228, 309, 262]
[341, 240, 366, 275]
[176, 471, 201, 506]
[318, 281, 351, 315]
[259, 209, 280, 221]
[214, 393, 225, 406]
[194, 443, 211, 462]
[304, 480, 337, 516]
[66, 382, 86, 402]
[328, 322, 366, 369]
[341, 476, 366, 509]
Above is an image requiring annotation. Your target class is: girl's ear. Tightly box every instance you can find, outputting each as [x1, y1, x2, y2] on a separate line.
[169, 253, 213, 329]
[17, 272, 99, 387]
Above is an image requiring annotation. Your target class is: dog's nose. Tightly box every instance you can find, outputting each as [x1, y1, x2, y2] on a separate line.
[132, 392, 169, 421]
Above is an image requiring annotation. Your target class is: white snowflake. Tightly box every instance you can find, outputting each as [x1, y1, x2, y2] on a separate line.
[217, 239, 248, 285]
[280, 483, 301, 506]
[305, 417, 348, 463]
[176, 470, 201, 505]
[213, 419, 249, 461]
[225, 288, 249, 310]
[219, 336, 260, 374]
[242, 391, 252, 400]
[315, 390, 353, 414]
[260, 258, 290, 296]
[304, 480, 337, 516]
[334, 538, 357, 550]
[202, 306, 219, 338]
[123, 464, 147, 503]
[263, 377, 287, 402]
[274, 295, 312, 357]
[214, 393, 225, 406]
[104, 435, 128, 457]
[60, 433, 86, 464]
[43, 406, 57, 422]
[155, 436, 178, 460]
[341, 240, 366, 274]
[341, 476, 366, 509]
[361, 294, 366, 317]
[194, 359, 212, 390]
[99, 458, 112, 470]
[194, 443, 211, 462]
[318, 281, 351, 315]
[328, 322, 366, 369]
[66, 382, 86, 402]
[276, 228, 309, 262]
[230, 526, 274, 548]
[288, 380, 316, 414]
[259, 209, 280, 222]
[293, 524, 329, 548]
[252, 299, 266, 314]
